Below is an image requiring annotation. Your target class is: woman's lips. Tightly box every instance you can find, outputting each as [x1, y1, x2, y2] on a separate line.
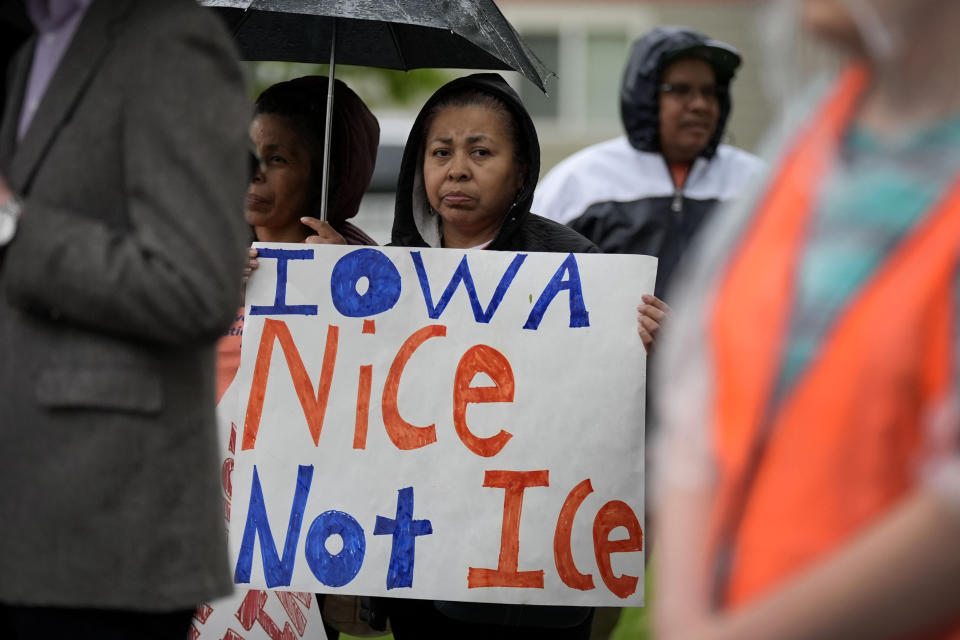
[441, 192, 473, 205]
[682, 121, 712, 133]
[246, 193, 270, 209]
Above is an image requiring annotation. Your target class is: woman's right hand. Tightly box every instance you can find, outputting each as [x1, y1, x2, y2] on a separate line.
[241, 246, 259, 292]
[301, 216, 346, 245]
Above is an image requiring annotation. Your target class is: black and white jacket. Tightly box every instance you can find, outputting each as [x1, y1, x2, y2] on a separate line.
[533, 26, 764, 299]
[533, 135, 761, 297]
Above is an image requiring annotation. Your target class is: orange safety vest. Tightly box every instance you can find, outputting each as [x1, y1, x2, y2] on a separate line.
[707, 67, 960, 637]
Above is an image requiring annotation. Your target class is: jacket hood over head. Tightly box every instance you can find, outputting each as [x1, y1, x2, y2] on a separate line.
[391, 73, 540, 248]
[621, 26, 741, 159]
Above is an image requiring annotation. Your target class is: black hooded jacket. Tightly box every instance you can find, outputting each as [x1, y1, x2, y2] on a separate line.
[533, 27, 761, 298]
[390, 73, 598, 256]
[386, 73, 595, 632]
[621, 26, 739, 159]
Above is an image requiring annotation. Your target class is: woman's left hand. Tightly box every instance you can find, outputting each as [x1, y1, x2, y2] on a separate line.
[637, 293, 671, 353]
[301, 216, 346, 245]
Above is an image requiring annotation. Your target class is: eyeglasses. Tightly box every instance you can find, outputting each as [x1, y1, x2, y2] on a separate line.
[659, 83, 725, 103]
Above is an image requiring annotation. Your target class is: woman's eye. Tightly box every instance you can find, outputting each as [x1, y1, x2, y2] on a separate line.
[472, 148, 490, 157]
[432, 149, 450, 158]
[270, 155, 286, 164]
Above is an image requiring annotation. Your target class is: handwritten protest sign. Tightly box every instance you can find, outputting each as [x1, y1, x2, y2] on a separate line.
[227, 245, 655, 607]
[192, 380, 328, 640]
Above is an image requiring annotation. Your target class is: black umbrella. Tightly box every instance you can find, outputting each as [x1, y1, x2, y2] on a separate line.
[205, 0, 550, 90]
[203, 0, 551, 221]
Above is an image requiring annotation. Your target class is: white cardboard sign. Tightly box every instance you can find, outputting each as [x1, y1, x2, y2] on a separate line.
[228, 244, 654, 607]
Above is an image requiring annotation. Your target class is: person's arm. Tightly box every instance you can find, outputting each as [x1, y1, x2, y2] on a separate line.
[654, 484, 715, 637]
[665, 488, 960, 640]
[3, 8, 250, 344]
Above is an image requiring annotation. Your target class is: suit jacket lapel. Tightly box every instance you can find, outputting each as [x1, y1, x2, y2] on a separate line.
[0, 38, 33, 172]
[8, 0, 128, 193]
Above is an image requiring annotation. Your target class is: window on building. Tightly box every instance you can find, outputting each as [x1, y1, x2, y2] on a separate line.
[586, 32, 628, 122]
[517, 32, 560, 120]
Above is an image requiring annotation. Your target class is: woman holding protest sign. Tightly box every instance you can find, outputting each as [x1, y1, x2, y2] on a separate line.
[381, 73, 597, 639]
[653, 0, 960, 638]
[221, 75, 381, 384]
[243, 75, 379, 258]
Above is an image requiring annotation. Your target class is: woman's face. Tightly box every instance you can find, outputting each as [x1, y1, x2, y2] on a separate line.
[423, 104, 524, 248]
[246, 114, 313, 241]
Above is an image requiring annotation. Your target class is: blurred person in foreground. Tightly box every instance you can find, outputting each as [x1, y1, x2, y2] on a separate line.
[217, 75, 381, 640]
[534, 26, 762, 352]
[654, 0, 960, 638]
[0, 0, 250, 637]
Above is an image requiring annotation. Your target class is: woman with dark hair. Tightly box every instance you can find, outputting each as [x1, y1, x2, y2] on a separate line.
[215, 77, 381, 640]
[245, 75, 378, 247]
[224, 75, 380, 377]
[390, 73, 595, 256]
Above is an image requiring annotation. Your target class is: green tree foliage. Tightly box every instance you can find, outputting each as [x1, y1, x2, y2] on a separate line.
[248, 61, 456, 109]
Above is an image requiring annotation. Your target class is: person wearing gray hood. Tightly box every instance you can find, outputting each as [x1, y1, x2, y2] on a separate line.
[534, 26, 762, 305]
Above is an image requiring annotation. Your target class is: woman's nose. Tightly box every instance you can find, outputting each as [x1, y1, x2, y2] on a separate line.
[688, 91, 713, 112]
[447, 154, 470, 180]
[248, 151, 265, 183]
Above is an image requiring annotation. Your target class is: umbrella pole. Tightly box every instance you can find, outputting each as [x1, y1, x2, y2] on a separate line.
[320, 19, 336, 222]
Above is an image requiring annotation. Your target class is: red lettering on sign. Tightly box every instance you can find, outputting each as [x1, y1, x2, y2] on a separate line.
[228, 421, 238, 455]
[222, 457, 234, 500]
[242, 320, 339, 450]
[453, 345, 514, 457]
[381, 325, 445, 450]
[362, 319, 376, 334]
[223, 631, 245, 640]
[187, 623, 200, 640]
[554, 479, 596, 591]
[593, 500, 643, 598]
[468, 469, 548, 588]
[275, 591, 308, 635]
[235, 589, 299, 640]
[354, 364, 373, 449]
[194, 602, 214, 624]
[291, 592, 313, 608]
[236, 590, 268, 630]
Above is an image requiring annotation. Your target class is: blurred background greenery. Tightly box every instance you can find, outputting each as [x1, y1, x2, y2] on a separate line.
[247, 62, 456, 109]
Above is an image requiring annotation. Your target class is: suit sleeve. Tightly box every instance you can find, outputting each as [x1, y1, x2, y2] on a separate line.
[3, 10, 250, 345]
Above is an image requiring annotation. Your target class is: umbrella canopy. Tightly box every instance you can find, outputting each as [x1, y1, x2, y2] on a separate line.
[203, 0, 552, 93]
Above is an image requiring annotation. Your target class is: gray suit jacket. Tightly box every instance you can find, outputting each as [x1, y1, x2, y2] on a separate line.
[0, 0, 250, 610]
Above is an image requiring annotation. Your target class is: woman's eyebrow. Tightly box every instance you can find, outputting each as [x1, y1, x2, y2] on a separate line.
[428, 134, 493, 145]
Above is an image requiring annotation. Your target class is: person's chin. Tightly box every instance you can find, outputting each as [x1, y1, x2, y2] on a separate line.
[245, 209, 276, 228]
